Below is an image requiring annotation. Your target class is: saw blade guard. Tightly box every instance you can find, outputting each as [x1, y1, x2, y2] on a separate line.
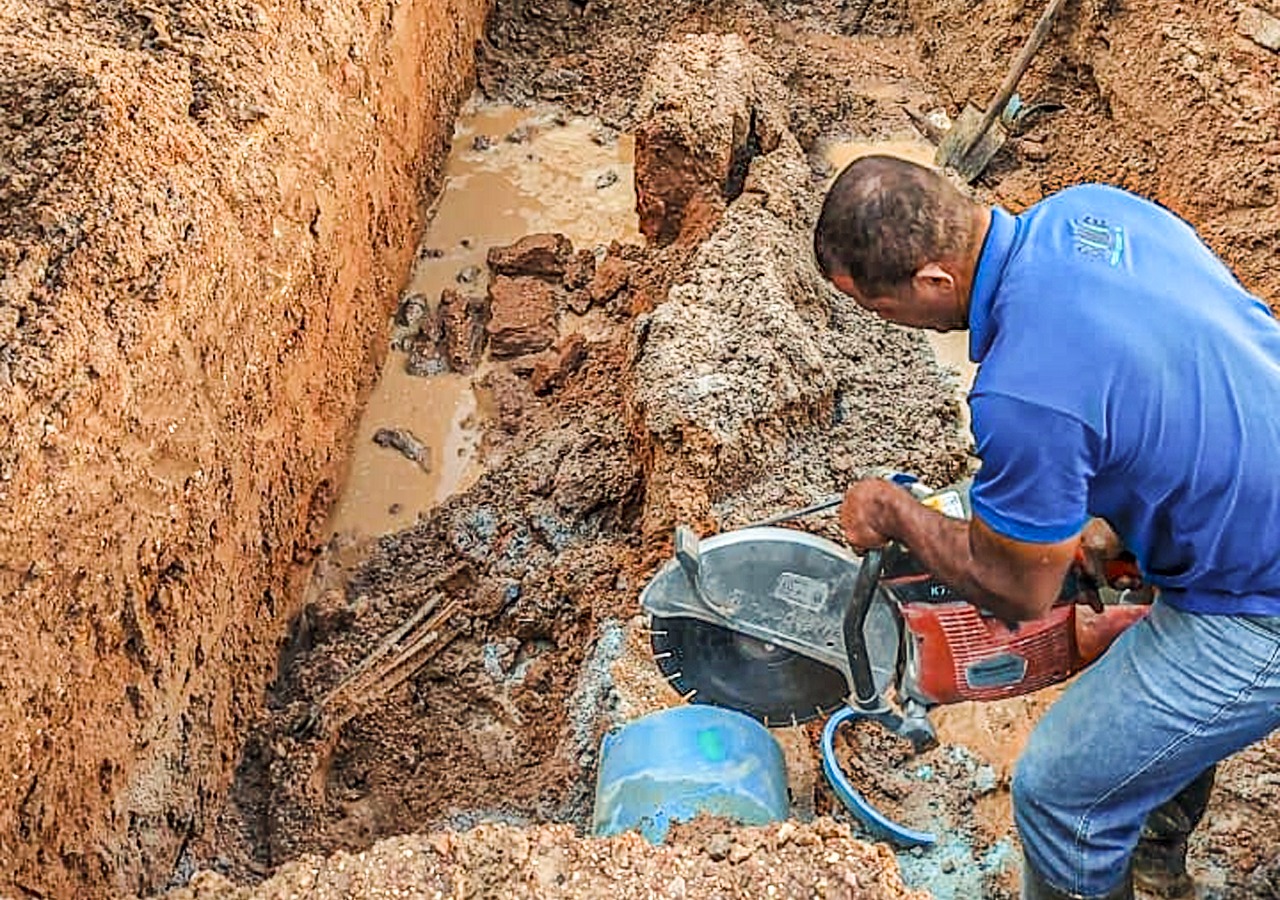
[642, 526, 901, 724]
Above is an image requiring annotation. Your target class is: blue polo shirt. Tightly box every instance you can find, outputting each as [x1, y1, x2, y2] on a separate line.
[967, 184, 1280, 615]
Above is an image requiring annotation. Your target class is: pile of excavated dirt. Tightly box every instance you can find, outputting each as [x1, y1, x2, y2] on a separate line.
[169, 819, 928, 900]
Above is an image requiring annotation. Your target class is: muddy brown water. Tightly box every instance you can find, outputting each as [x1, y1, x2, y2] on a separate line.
[328, 102, 640, 538]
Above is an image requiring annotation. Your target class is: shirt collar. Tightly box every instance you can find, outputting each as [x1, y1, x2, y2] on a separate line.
[968, 207, 1018, 363]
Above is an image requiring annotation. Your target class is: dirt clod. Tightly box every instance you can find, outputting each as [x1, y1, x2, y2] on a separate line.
[589, 254, 631, 306]
[531, 334, 589, 395]
[488, 232, 575, 278]
[486, 275, 558, 358]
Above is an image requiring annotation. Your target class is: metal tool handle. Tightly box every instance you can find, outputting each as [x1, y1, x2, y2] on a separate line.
[842, 547, 885, 711]
[964, 0, 1071, 157]
[749, 494, 842, 528]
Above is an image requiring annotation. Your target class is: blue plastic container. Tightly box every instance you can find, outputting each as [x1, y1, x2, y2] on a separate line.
[591, 705, 789, 843]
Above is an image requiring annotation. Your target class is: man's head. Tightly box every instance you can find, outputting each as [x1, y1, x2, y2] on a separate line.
[813, 155, 986, 331]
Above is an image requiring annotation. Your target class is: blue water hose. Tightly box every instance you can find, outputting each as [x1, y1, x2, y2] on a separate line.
[820, 705, 936, 848]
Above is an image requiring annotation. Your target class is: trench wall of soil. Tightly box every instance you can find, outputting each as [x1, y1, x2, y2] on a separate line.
[0, 0, 489, 895]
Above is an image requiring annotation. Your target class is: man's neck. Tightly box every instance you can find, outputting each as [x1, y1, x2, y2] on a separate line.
[958, 206, 995, 322]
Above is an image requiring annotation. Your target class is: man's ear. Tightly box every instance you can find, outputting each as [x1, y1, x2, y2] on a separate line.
[914, 262, 956, 291]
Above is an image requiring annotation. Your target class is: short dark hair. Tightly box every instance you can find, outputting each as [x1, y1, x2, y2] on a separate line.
[813, 155, 977, 297]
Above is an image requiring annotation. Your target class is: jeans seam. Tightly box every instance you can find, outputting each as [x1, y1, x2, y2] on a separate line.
[1067, 638, 1280, 894]
[1235, 616, 1280, 643]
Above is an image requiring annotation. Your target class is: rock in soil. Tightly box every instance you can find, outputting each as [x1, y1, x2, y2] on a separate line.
[404, 305, 449, 376]
[394, 291, 430, 328]
[589, 254, 631, 306]
[531, 333, 589, 395]
[487, 232, 574, 278]
[371, 428, 431, 472]
[633, 34, 789, 245]
[563, 247, 597, 291]
[439, 287, 489, 373]
[1238, 6, 1280, 51]
[486, 275, 558, 358]
[481, 367, 529, 434]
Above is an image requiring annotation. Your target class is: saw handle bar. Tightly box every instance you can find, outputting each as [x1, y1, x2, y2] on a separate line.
[842, 547, 885, 712]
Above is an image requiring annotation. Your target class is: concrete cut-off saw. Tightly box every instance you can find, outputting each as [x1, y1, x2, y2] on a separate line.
[641, 475, 1151, 845]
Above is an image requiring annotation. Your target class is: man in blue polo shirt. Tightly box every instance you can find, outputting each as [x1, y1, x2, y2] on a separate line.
[812, 155, 1280, 900]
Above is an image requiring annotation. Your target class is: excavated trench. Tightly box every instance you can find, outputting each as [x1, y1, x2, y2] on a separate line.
[3, 0, 1279, 897]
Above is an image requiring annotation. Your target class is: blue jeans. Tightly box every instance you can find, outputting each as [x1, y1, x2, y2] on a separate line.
[1013, 601, 1280, 896]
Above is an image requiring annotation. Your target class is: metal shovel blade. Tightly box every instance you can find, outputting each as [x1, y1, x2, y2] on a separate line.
[934, 103, 1007, 182]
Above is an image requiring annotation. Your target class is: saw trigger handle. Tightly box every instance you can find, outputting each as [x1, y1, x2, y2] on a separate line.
[843, 548, 885, 712]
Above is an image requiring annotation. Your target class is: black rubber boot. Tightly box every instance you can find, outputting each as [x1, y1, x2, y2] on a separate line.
[1023, 856, 1134, 900]
[1131, 765, 1217, 898]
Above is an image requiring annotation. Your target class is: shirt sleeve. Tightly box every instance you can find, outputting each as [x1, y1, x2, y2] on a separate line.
[968, 392, 1094, 543]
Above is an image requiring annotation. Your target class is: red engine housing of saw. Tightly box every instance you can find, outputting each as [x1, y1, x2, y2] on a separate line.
[886, 574, 1151, 706]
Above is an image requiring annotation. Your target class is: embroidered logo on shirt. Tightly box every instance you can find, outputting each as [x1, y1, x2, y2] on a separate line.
[1072, 215, 1125, 267]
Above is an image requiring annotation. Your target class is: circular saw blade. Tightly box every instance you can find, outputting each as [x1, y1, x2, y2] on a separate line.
[650, 615, 849, 726]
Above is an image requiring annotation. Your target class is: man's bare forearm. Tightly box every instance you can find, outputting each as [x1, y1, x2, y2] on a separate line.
[869, 482, 1053, 621]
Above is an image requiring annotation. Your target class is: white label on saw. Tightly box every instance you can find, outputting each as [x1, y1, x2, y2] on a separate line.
[772, 572, 829, 611]
[922, 489, 966, 520]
